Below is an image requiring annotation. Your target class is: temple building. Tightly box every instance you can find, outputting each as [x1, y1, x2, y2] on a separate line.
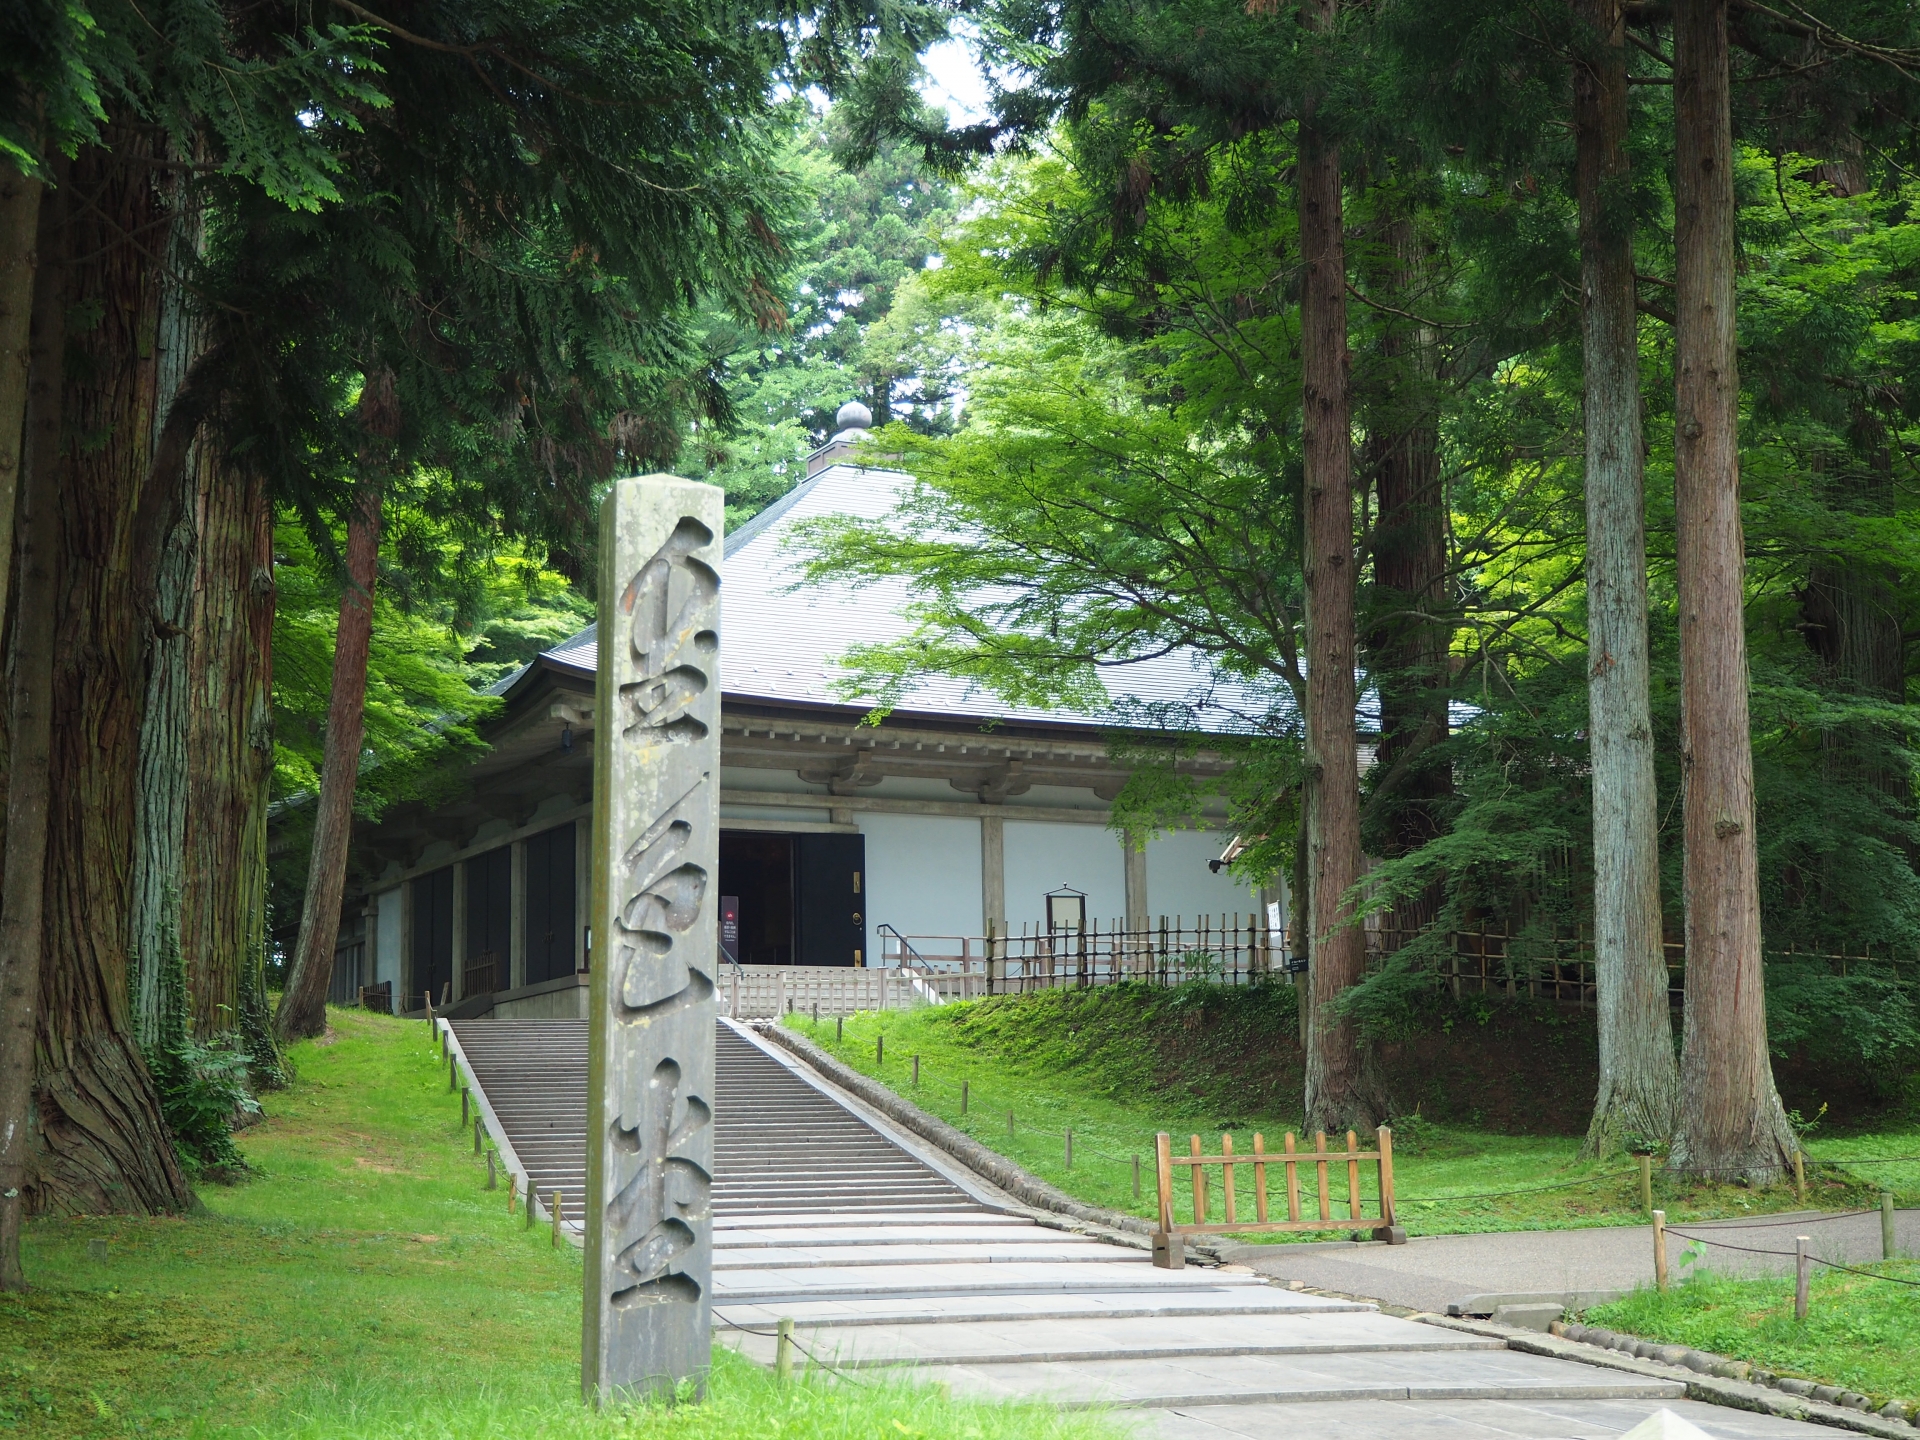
[325, 405, 1274, 1017]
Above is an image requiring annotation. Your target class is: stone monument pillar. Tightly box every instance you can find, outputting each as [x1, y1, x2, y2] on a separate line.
[582, 475, 721, 1402]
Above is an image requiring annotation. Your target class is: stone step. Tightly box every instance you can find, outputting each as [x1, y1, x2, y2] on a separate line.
[719, 1313, 1502, 1368]
[891, 1349, 1689, 1410]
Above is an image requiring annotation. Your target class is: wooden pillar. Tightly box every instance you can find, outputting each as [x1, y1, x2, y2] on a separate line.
[980, 812, 1005, 937]
[582, 475, 720, 1402]
[450, 861, 468, 1001]
[509, 840, 527, 990]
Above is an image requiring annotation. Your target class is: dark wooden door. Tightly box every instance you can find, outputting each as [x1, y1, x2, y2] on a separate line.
[524, 822, 576, 985]
[411, 867, 454, 1007]
[465, 845, 513, 994]
[794, 833, 866, 967]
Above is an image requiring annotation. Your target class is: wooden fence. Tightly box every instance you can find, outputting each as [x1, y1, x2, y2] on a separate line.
[1151, 1126, 1399, 1266]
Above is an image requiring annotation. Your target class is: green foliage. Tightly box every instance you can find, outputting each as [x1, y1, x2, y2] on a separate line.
[7, 1009, 1123, 1440]
[140, 894, 258, 1181]
[683, 116, 967, 528]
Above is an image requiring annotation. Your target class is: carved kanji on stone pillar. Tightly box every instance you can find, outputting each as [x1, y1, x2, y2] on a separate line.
[583, 476, 721, 1402]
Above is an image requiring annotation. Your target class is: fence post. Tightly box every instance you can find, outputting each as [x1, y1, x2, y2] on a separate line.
[448, 1052, 458, 1092]
[836, 1015, 843, 1042]
[1191, 1134, 1207, 1224]
[1793, 1150, 1806, 1205]
[1639, 1154, 1653, 1215]
[961, 1079, 969, 1115]
[461, 1086, 470, 1126]
[1152, 1132, 1181, 1269]
[1652, 1209, 1668, 1292]
[912, 1054, 920, 1087]
[1794, 1235, 1810, 1319]
[473, 1115, 484, 1154]
[775, 1318, 795, 1381]
[508, 1172, 518, 1215]
[875, 1034, 883, 1066]
[1884, 1192, 1897, 1260]
[1065, 1129, 1073, 1169]
[1376, 1126, 1397, 1230]
[1133, 1153, 1141, 1200]
[486, 1150, 497, 1189]
[552, 1189, 563, 1248]
[1006, 1109, 1014, 1138]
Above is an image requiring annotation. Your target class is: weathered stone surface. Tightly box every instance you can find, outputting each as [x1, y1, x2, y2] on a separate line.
[581, 475, 722, 1402]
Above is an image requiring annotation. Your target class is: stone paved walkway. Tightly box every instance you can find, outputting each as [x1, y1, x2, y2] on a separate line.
[1220, 1209, 1919, 1315]
[711, 1025, 1854, 1439]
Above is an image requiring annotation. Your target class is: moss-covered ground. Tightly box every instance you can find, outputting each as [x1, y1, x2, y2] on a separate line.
[1, 1007, 1126, 1440]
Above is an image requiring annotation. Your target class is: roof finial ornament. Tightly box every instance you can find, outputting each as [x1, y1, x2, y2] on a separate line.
[832, 399, 873, 439]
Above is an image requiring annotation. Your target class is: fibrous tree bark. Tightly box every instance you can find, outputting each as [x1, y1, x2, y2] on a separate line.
[1574, 0, 1679, 1159]
[34, 130, 193, 1216]
[0, 158, 68, 1290]
[277, 455, 386, 1042]
[130, 183, 206, 1048]
[0, 160, 42, 644]
[181, 460, 276, 1043]
[1362, 203, 1451, 883]
[1669, 0, 1795, 1182]
[1299, 0, 1373, 1134]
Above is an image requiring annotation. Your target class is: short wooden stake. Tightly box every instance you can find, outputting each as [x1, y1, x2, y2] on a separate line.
[876, 1034, 883, 1066]
[1652, 1209, 1668, 1292]
[1064, 1129, 1073, 1169]
[525, 1185, 536, 1230]
[508, 1172, 519, 1215]
[473, 1116, 484, 1154]
[1793, 1150, 1806, 1205]
[448, 1052, 457, 1091]
[1883, 1192, 1897, 1260]
[486, 1150, 497, 1189]
[812, 1002, 819, 1024]
[960, 1080, 969, 1115]
[1007, 1110, 1015, 1138]
[775, 1317, 795, 1381]
[836, 1015, 843, 1042]
[1794, 1235, 1810, 1319]
[461, 1087, 470, 1127]
[551, 1189, 563, 1248]
[912, 1054, 920, 1086]
[1639, 1153, 1653, 1215]
[1133, 1154, 1141, 1200]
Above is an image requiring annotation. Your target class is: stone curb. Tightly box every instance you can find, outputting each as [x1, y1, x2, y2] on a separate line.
[754, 1022, 1225, 1259]
[1416, 1314, 1916, 1439]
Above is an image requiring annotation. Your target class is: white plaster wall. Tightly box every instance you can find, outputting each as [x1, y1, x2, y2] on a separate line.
[857, 812, 983, 964]
[1003, 820, 1127, 931]
[1144, 830, 1255, 922]
[373, 887, 403, 989]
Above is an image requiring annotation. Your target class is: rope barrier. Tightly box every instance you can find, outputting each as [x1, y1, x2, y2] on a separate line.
[713, 1312, 873, 1385]
[804, 1026, 1918, 1218]
[1665, 1225, 1920, 1288]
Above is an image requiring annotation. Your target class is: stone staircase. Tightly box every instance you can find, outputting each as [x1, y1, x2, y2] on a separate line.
[448, 1016, 1840, 1439]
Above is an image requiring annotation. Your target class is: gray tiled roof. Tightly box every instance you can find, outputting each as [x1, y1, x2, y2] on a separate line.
[533, 463, 1287, 736]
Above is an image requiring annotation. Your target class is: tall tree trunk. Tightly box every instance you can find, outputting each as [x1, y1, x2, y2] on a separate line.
[1574, 0, 1679, 1159]
[1299, 0, 1373, 1133]
[0, 157, 68, 1290]
[182, 461, 276, 1043]
[276, 480, 383, 1041]
[1670, 0, 1794, 1182]
[0, 161, 42, 643]
[129, 185, 206, 1048]
[1362, 201, 1451, 951]
[33, 131, 193, 1216]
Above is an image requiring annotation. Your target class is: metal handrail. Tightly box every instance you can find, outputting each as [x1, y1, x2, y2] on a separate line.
[875, 924, 947, 1007]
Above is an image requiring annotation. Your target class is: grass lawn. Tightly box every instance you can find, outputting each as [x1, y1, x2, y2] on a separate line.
[1, 1007, 1127, 1440]
[1583, 1262, 1920, 1410]
[786, 990, 1910, 1240]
